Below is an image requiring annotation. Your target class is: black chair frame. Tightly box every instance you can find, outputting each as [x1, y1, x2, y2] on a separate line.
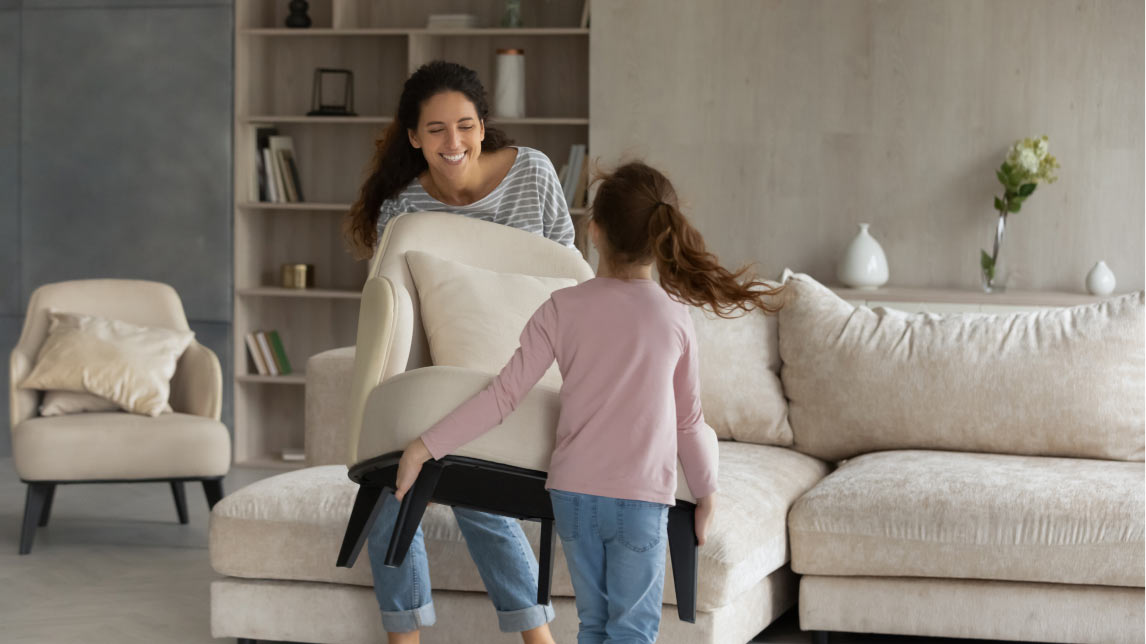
[336, 452, 699, 622]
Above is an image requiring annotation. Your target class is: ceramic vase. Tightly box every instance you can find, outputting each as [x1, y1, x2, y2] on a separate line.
[838, 223, 889, 289]
[1086, 261, 1116, 296]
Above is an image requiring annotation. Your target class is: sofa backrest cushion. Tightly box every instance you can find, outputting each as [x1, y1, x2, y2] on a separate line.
[690, 300, 792, 446]
[778, 273, 1145, 462]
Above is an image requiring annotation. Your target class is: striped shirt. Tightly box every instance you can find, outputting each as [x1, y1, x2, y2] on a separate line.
[377, 146, 576, 248]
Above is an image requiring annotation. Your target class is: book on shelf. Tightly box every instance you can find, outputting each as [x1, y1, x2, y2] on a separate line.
[572, 153, 590, 208]
[266, 330, 293, 375]
[281, 447, 305, 462]
[245, 332, 269, 375]
[252, 124, 278, 202]
[580, 0, 591, 29]
[268, 135, 303, 203]
[262, 148, 281, 203]
[562, 144, 587, 207]
[254, 331, 279, 376]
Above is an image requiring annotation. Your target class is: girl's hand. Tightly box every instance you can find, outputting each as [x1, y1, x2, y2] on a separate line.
[394, 438, 432, 502]
[694, 494, 716, 546]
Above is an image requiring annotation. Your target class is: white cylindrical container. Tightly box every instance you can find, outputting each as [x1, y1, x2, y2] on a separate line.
[494, 48, 526, 119]
[838, 223, 889, 289]
[1085, 260, 1116, 296]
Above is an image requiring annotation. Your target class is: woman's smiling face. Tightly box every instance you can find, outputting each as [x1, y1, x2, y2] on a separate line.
[408, 90, 485, 182]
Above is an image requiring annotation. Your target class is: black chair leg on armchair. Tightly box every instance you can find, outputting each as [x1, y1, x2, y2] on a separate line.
[37, 483, 56, 527]
[170, 481, 189, 524]
[667, 503, 698, 623]
[336, 484, 387, 568]
[383, 461, 443, 567]
[537, 518, 556, 605]
[20, 483, 53, 555]
[202, 478, 224, 510]
[237, 638, 257, 644]
[812, 631, 830, 644]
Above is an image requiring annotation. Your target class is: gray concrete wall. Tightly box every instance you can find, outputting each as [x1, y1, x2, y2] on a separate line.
[1, 0, 233, 457]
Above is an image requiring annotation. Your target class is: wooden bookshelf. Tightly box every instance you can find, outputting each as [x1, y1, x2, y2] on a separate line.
[232, 0, 591, 468]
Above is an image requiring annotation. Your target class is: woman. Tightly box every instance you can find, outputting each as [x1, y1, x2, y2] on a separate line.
[344, 61, 570, 644]
[345, 60, 575, 258]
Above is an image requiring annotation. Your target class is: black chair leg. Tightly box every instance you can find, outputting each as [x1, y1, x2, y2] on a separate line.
[37, 483, 57, 527]
[537, 517, 556, 605]
[170, 481, 189, 524]
[383, 461, 443, 567]
[202, 478, 224, 510]
[667, 503, 698, 623]
[812, 631, 830, 644]
[20, 483, 53, 555]
[237, 639, 257, 644]
[336, 484, 387, 568]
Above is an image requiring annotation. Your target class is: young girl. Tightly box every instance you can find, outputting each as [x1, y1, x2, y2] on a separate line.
[393, 161, 783, 643]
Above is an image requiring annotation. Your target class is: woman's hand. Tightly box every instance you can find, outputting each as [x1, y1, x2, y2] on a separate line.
[694, 494, 716, 546]
[394, 438, 433, 502]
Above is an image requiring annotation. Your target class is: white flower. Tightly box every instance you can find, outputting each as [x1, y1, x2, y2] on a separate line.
[1035, 138, 1048, 160]
[1018, 148, 1039, 174]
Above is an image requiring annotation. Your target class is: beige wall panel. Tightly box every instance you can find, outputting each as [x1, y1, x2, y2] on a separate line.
[590, 0, 1143, 292]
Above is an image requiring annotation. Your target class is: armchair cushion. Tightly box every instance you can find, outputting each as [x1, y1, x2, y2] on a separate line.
[405, 250, 575, 390]
[20, 311, 195, 417]
[12, 411, 230, 481]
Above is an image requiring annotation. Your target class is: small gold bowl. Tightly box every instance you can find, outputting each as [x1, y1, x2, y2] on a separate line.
[281, 263, 315, 289]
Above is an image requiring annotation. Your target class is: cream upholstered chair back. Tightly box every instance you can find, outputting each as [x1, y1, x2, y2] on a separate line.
[9, 279, 222, 428]
[346, 213, 593, 464]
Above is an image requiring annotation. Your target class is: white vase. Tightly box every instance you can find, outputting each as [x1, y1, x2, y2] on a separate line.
[1085, 260, 1116, 296]
[494, 48, 526, 118]
[838, 223, 889, 289]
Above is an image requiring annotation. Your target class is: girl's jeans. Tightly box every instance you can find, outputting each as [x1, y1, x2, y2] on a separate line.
[549, 489, 670, 644]
[367, 493, 555, 633]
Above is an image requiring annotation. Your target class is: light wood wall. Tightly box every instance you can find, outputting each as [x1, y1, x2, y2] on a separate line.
[590, 0, 1144, 292]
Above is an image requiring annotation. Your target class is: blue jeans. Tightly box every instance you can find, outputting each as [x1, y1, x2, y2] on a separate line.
[549, 489, 669, 644]
[366, 493, 555, 633]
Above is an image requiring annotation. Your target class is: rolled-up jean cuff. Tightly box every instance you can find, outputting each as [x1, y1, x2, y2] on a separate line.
[497, 602, 555, 632]
[380, 601, 437, 633]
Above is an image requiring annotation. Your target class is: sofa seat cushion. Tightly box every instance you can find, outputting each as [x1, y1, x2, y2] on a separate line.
[210, 444, 829, 612]
[12, 411, 230, 481]
[789, 450, 1145, 587]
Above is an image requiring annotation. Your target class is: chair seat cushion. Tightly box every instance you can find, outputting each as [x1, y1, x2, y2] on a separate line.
[12, 412, 230, 481]
[789, 450, 1145, 587]
[209, 443, 829, 611]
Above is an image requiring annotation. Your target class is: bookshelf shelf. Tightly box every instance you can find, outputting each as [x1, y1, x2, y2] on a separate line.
[234, 0, 590, 467]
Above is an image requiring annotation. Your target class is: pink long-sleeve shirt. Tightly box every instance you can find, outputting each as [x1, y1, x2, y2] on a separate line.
[419, 276, 719, 506]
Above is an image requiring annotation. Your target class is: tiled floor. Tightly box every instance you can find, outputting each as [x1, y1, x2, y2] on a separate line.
[0, 457, 1017, 644]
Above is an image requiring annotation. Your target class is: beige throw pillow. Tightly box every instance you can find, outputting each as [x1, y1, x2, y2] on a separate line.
[689, 292, 792, 445]
[40, 390, 173, 416]
[405, 251, 577, 391]
[21, 311, 195, 417]
[778, 273, 1145, 462]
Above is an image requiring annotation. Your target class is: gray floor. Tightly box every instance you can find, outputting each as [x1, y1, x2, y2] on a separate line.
[0, 457, 1011, 644]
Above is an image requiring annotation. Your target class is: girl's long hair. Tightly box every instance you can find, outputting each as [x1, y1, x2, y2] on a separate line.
[343, 61, 512, 259]
[591, 161, 784, 317]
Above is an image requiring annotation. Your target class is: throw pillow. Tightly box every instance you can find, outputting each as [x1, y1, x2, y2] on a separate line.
[21, 311, 195, 417]
[40, 390, 174, 416]
[405, 251, 577, 390]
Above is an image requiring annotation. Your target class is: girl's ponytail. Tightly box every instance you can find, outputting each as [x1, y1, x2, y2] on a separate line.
[593, 161, 783, 318]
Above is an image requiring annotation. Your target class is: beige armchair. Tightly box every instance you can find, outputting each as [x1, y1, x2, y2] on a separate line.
[331, 213, 716, 621]
[9, 279, 232, 554]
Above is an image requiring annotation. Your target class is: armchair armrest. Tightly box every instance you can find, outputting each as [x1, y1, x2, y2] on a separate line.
[9, 348, 38, 428]
[169, 341, 222, 420]
[305, 346, 356, 466]
[355, 365, 710, 503]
